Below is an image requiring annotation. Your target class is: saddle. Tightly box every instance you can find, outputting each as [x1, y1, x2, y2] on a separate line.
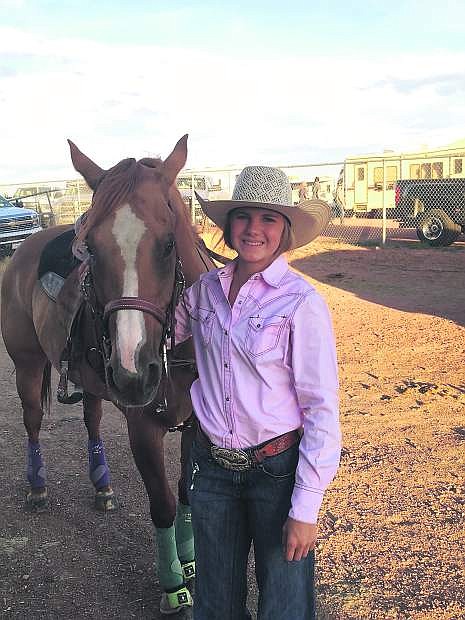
[38, 228, 80, 295]
[38, 229, 86, 405]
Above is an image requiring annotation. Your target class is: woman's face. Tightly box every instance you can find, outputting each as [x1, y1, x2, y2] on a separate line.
[229, 207, 286, 271]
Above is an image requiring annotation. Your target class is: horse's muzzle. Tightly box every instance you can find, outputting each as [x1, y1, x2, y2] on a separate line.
[106, 357, 161, 408]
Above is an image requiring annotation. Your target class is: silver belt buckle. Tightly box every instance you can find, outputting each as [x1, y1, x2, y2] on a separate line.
[210, 445, 251, 471]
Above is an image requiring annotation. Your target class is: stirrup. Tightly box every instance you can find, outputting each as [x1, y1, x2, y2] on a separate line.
[57, 361, 83, 404]
[181, 560, 195, 581]
[159, 585, 193, 615]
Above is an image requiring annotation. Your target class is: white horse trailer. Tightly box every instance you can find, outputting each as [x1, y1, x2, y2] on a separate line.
[336, 139, 465, 218]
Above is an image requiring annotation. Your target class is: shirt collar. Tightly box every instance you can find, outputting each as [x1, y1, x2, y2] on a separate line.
[216, 254, 289, 288]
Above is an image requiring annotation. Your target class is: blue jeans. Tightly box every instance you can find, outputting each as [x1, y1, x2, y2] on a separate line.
[188, 439, 315, 620]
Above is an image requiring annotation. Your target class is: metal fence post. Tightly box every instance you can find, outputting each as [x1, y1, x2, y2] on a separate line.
[190, 174, 195, 223]
[382, 158, 387, 245]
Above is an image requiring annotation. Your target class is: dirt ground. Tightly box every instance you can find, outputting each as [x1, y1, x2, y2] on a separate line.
[0, 235, 464, 619]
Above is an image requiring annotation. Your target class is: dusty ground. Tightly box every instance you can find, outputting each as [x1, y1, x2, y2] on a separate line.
[0, 234, 464, 619]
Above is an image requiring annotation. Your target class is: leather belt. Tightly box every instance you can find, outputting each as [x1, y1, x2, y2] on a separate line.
[197, 428, 301, 472]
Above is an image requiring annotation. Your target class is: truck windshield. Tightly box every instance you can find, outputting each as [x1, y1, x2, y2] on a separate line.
[0, 195, 16, 208]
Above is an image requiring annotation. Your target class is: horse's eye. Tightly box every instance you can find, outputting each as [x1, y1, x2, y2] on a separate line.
[163, 239, 175, 257]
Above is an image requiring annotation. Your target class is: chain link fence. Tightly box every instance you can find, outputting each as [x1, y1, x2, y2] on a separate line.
[325, 149, 465, 247]
[0, 179, 92, 226]
[2, 147, 464, 247]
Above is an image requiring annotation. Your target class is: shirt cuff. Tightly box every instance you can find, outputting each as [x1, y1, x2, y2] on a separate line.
[289, 485, 324, 524]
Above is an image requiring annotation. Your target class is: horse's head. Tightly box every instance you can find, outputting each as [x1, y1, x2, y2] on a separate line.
[68, 136, 188, 408]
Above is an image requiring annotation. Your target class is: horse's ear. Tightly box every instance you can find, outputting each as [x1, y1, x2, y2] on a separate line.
[163, 134, 188, 185]
[67, 139, 106, 190]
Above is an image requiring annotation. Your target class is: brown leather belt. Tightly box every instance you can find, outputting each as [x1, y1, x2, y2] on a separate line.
[197, 428, 301, 472]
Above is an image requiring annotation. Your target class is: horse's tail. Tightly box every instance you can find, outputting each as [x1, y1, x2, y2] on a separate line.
[41, 361, 52, 415]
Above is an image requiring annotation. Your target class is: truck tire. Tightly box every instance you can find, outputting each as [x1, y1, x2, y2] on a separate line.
[416, 209, 461, 247]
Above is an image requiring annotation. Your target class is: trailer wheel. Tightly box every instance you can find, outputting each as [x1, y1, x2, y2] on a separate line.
[416, 209, 461, 247]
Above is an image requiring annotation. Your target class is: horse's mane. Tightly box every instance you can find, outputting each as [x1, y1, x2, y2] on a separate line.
[167, 184, 200, 246]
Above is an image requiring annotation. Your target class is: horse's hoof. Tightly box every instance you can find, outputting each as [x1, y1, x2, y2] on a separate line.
[159, 586, 193, 615]
[25, 489, 48, 512]
[94, 488, 119, 512]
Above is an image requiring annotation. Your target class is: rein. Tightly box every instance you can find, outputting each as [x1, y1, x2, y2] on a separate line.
[205, 247, 232, 265]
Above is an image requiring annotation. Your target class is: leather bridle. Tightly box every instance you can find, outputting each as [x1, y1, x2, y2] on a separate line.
[79, 250, 187, 412]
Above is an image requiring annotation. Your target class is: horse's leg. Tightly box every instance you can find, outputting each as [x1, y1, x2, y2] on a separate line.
[126, 411, 193, 614]
[176, 416, 198, 583]
[82, 391, 118, 512]
[16, 355, 49, 510]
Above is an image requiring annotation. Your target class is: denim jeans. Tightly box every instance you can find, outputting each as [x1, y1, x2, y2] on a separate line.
[188, 438, 315, 620]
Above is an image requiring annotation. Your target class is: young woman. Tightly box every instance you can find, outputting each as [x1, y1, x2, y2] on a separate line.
[175, 166, 341, 620]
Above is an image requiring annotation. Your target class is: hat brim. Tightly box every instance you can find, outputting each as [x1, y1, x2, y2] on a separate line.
[195, 192, 330, 250]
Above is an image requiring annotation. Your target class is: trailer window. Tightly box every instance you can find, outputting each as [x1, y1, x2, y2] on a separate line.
[374, 167, 383, 190]
[432, 162, 443, 179]
[454, 158, 463, 174]
[357, 167, 365, 181]
[410, 164, 421, 179]
[421, 163, 431, 179]
[386, 166, 397, 190]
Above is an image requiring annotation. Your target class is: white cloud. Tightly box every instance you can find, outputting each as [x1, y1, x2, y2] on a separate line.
[0, 0, 25, 7]
[1, 25, 464, 183]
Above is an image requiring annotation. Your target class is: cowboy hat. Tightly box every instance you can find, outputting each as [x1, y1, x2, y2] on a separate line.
[195, 166, 330, 250]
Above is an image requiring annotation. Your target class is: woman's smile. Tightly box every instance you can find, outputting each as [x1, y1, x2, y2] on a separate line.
[230, 208, 285, 272]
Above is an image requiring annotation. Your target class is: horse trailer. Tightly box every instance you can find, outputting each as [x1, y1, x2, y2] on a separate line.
[335, 138, 465, 219]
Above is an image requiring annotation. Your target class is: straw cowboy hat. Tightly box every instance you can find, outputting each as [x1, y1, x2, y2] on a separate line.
[195, 166, 330, 250]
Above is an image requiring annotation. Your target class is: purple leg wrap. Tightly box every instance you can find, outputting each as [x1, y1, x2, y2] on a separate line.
[88, 439, 111, 490]
[27, 441, 47, 489]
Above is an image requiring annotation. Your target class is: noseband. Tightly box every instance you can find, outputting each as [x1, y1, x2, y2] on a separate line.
[103, 297, 169, 329]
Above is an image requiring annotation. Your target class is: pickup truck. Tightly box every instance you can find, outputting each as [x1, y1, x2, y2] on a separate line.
[394, 178, 465, 246]
[0, 193, 42, 256]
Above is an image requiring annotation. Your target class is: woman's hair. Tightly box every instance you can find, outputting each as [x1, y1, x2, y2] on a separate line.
[222, 209, 295, 255]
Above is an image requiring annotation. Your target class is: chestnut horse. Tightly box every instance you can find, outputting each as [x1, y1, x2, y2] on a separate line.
[1, 135, 214, 614]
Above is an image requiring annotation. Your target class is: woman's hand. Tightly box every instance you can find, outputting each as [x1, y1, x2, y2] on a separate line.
[282, 517, 317, 561]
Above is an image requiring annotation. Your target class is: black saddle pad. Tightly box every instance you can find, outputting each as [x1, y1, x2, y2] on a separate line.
[38, 228, 80, 280]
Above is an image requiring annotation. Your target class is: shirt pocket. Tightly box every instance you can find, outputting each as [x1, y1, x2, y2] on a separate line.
[190, 306, 215, 347]
[245, 314, 287, 356]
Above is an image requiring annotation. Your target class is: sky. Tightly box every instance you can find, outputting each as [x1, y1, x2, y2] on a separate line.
[0, 0, 465, 184]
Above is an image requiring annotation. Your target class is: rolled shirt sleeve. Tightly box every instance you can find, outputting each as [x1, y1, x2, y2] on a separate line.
[289, 292, 341, 524]
[173, 291, 193, 346]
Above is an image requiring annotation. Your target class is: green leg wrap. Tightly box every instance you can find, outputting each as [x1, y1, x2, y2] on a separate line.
[155, 525, 183, 591]
[175, 502, 195, 564]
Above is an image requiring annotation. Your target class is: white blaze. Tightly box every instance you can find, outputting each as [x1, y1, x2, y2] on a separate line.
[113, 204, 147, 373]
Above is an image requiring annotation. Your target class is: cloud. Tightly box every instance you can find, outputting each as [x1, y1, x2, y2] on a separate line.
[1, 25, 465, 182]
[0, 0, 25, 7]
[371, 73, 465, 96]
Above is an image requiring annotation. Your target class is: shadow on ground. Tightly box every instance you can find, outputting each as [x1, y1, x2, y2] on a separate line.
[291, 244, 465, 327]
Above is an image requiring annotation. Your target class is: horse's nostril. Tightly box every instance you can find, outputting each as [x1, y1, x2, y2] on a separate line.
[146, 362, 161, 392]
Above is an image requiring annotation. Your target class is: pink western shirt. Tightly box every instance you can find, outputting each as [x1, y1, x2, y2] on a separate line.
[175, 254, 341, 523]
